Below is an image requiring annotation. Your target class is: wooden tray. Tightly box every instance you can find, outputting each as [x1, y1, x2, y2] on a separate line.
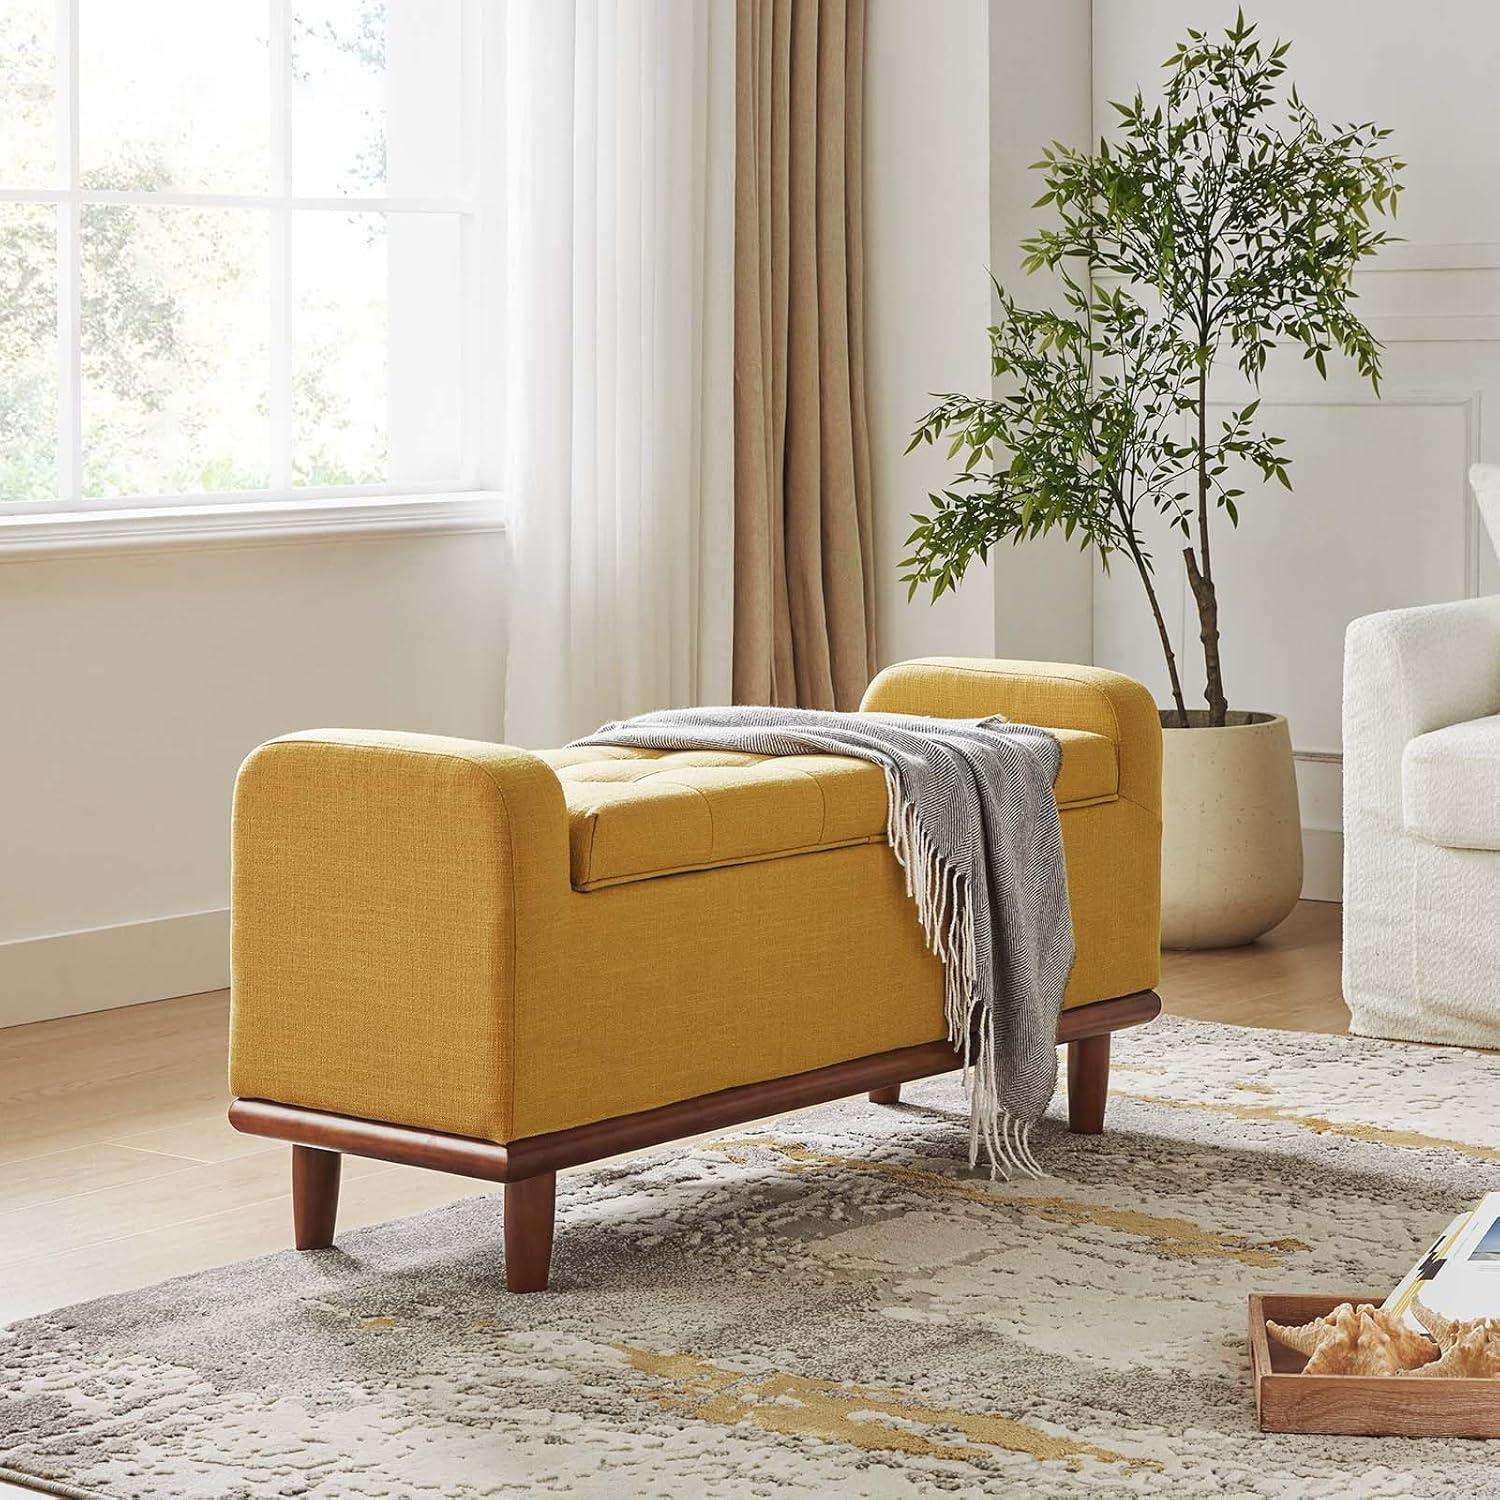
[1250, 1293, 1500, 1438]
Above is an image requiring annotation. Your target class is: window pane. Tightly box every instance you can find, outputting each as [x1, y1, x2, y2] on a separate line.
[292, 0, 465, 198]
[81, 206, 270, 497]
[388, 213, 463, 483]
[0, 0, 57, 186]
[292, 210, 463, 486]
[79, 0, 270, 194]
[0, 203, 57, 500]
[292, 212, 388, 484]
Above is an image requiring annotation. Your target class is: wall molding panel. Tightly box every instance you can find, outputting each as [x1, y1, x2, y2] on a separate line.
[1201, 390, 1484, 603]
[1186, 390, 1483, 900]
[1093, 257, 1495, 906]
[1085, 1, 1500, 905]
[1357, 243, 1500, 273]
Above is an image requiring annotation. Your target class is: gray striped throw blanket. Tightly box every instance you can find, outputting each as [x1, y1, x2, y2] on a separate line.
[571, 706, 1075, 1177]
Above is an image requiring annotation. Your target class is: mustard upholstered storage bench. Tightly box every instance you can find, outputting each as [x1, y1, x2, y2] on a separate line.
[228, 658, 1162, 1291]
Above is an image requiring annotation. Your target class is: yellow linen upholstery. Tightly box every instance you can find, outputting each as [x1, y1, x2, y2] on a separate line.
[230, 659, 1161, 1144]
[860, 659, 1162, 1014]
[861, 658, 1159, 811]
[539, 729, 1116, 889]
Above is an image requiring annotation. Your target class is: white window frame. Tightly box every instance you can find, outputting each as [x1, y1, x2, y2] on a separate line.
[0, 0, 504, 553]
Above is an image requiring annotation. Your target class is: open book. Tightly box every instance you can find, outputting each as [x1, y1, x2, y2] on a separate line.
[1384, 1191, 1500, 1332]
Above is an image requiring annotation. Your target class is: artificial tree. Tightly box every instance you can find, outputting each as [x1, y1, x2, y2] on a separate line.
[903, 12, 1403, 727]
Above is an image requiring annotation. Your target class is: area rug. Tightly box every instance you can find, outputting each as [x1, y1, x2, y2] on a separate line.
[4, 1017, 1500, 1498]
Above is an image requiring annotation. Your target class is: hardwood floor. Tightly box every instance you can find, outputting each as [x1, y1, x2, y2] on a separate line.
[1158, 898, 1347, 1035]
[0, 900, 1345, 1327]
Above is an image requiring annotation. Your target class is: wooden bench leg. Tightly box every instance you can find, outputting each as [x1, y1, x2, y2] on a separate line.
[292, 1144, 341, 1249]
[504, 1172, 556, 1293]
[868, 1084, 902, 1105]
[1067, 1033, 1110, 1134]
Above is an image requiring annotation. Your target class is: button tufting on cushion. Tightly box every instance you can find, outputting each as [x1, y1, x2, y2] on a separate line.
[537, 730, 1117, 890]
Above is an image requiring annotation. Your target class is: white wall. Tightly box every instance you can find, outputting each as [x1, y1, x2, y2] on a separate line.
[987, 0, 1094, 664]
[865, 0, 1095, 671]
[1089, 0, 1500, 899]
[0, 531, 507, 1026]
[865, 0, 997, 669]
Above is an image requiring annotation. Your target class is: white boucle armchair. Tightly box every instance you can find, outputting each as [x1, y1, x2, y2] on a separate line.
[1342, 465, 1500, 1046]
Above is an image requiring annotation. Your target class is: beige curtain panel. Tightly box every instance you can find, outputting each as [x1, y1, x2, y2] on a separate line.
[734, 0, 877, 710]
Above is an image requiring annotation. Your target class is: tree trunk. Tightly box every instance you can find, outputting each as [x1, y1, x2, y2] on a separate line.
[1192, 366, 1228, 726]
[1183, 546, 1227, 727]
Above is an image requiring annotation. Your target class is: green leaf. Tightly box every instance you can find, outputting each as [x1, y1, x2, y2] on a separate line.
[902, 13, 1398, 717]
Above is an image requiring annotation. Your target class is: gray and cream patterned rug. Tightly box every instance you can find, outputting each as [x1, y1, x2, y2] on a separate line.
[4, 1016, 1499, 1497]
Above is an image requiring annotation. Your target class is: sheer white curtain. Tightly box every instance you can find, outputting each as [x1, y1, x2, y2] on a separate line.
[502, 0, 735, 747]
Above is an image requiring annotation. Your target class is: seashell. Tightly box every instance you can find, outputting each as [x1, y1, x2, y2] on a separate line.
[1404, 1301, 1500, 1377]
[1267, 1302, 1360, 1357]
[1405, 1324, 1500, 1378]
[1411, 1297, 1462, 1351]
[1267, 1303, 1438, 1376]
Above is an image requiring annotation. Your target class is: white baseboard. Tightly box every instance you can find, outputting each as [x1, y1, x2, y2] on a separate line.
[1301, 826, 1343, 903]
[0, 909, 230, 1029]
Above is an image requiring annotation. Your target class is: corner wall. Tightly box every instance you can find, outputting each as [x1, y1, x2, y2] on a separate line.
[863, 0, 1096, 674]
[986, 0, 1094, 665]
[864, 0, 997, 670]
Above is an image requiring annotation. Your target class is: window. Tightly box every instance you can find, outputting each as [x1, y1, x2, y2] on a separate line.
[0, 0, 481, 516]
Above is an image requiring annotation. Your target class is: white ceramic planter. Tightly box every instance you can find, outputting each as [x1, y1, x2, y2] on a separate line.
[1159, 711, 1303, 950]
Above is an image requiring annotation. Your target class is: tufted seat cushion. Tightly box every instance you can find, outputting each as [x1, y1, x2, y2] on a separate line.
[1402, 713, 1500, 851]
[537, 729, 1117, 890]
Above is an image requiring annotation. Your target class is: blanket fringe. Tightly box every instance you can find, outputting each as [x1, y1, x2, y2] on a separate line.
[882, 767, 1042, 1180]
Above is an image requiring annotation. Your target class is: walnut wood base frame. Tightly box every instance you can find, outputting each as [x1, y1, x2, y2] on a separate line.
[229, 989, 1160, 1293]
